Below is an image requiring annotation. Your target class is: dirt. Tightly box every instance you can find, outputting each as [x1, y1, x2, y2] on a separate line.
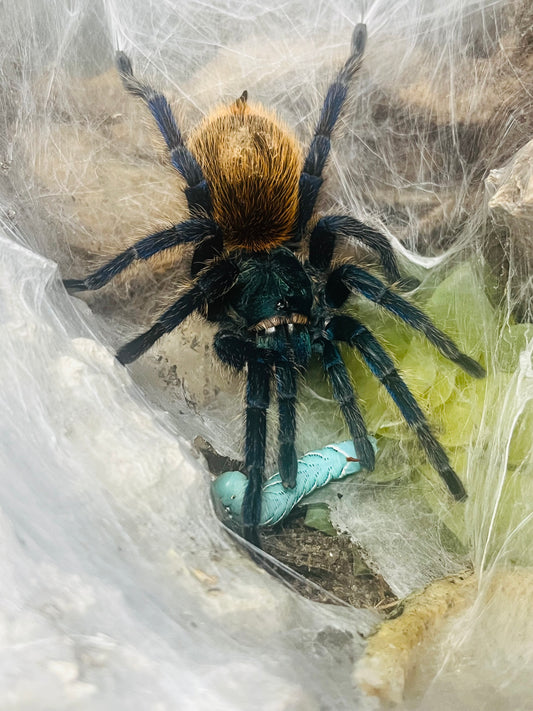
[261, 514, 396, 609]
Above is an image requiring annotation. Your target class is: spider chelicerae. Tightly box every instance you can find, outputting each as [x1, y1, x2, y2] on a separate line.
[64, 24, 485, 546]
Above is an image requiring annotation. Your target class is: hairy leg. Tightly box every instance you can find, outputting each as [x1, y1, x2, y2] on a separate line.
[116, 52, 211, 214]
[117, 259, 239, 364]
[242, 357, 271, 545]
[215, 327, 301, 489]
[327, 314, 467, 499]
[325, 264, 485, 378]
[298, 24, 367, 233]
[274, 357, 299, 489]
[64, 218, 219, 292]
[316, 336, 375, 471]
[309, 214, 401, 283]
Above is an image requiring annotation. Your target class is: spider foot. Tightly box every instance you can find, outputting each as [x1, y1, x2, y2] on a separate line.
[354, 436, 376, 471]
[116, 323, 166, 365]
[440, 467, 467, 501]
[416, 425, 467, 500]
[63, 278, 87, 293]
[243, 524, 262, 548]
[279, 443, 298, 489]
[350, 23, 367, 59]
[455, 353, 486, 379]
[116, 50, 133, 77]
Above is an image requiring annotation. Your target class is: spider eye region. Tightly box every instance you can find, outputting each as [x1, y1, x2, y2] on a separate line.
[234, 249, 312, 330]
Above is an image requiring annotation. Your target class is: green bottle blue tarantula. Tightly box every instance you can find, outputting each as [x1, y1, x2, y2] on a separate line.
[64, 24, 485, 546]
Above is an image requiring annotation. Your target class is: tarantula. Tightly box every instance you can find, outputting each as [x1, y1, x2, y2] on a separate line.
[64, 24, 485, 546]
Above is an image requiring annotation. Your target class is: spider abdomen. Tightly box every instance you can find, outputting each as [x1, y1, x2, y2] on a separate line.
[188, 101, 302, 251]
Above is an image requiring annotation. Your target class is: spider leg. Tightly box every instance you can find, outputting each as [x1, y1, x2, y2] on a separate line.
[63, 218, 220, 293]
[309, 214, 401, 283]
[264, 324, 312, 488]
[116, 52, 211, 214]
[315, 336, 376, 471]
[242, 356, 271, 545]
[274, 349, 299, 490]
[327, 314, 467, 499]
[326, 264, 486, 378]
[215, 327, 301, 489]
[298, 24, 367, 233]
[214, 326, 307, 540]
[116, 259, 239, 364]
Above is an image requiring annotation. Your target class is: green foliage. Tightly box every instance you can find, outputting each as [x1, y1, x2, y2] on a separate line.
[304, 503, 338, 536]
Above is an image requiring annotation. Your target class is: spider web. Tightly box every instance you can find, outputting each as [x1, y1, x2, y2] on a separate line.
[1, 0, 532, 709]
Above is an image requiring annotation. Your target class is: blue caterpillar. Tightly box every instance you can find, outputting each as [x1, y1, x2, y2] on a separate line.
[211, 440, 376, 527]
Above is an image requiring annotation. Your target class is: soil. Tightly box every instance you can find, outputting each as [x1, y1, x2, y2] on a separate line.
[261, 514, 396, 609]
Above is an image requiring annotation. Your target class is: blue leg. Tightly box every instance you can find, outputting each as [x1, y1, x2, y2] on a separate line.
[116, 52, 211, 214]
[116, 259, 239, 364]
[298, 24, 367, 232]
[318, 337, 376, 471]
[326, 264, 486, 378]
[274, 357, 298, 489]
[264, 325, 310, 489]
[328, 314, 467, 499]
[215, 327, 304, 490]
[214, 326, 309, 541]
[309, 214, 402, 284]
[63, 218, 219, 293]
[242, 357, 271, 545]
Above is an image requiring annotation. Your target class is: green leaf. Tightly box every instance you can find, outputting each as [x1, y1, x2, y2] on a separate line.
[304, 503, 338, 536]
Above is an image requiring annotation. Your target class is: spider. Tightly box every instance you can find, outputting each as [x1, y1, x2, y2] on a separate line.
[64, 24, 485, 546]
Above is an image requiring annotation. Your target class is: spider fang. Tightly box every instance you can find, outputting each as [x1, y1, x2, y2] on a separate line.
[250, 313, 309, 332]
